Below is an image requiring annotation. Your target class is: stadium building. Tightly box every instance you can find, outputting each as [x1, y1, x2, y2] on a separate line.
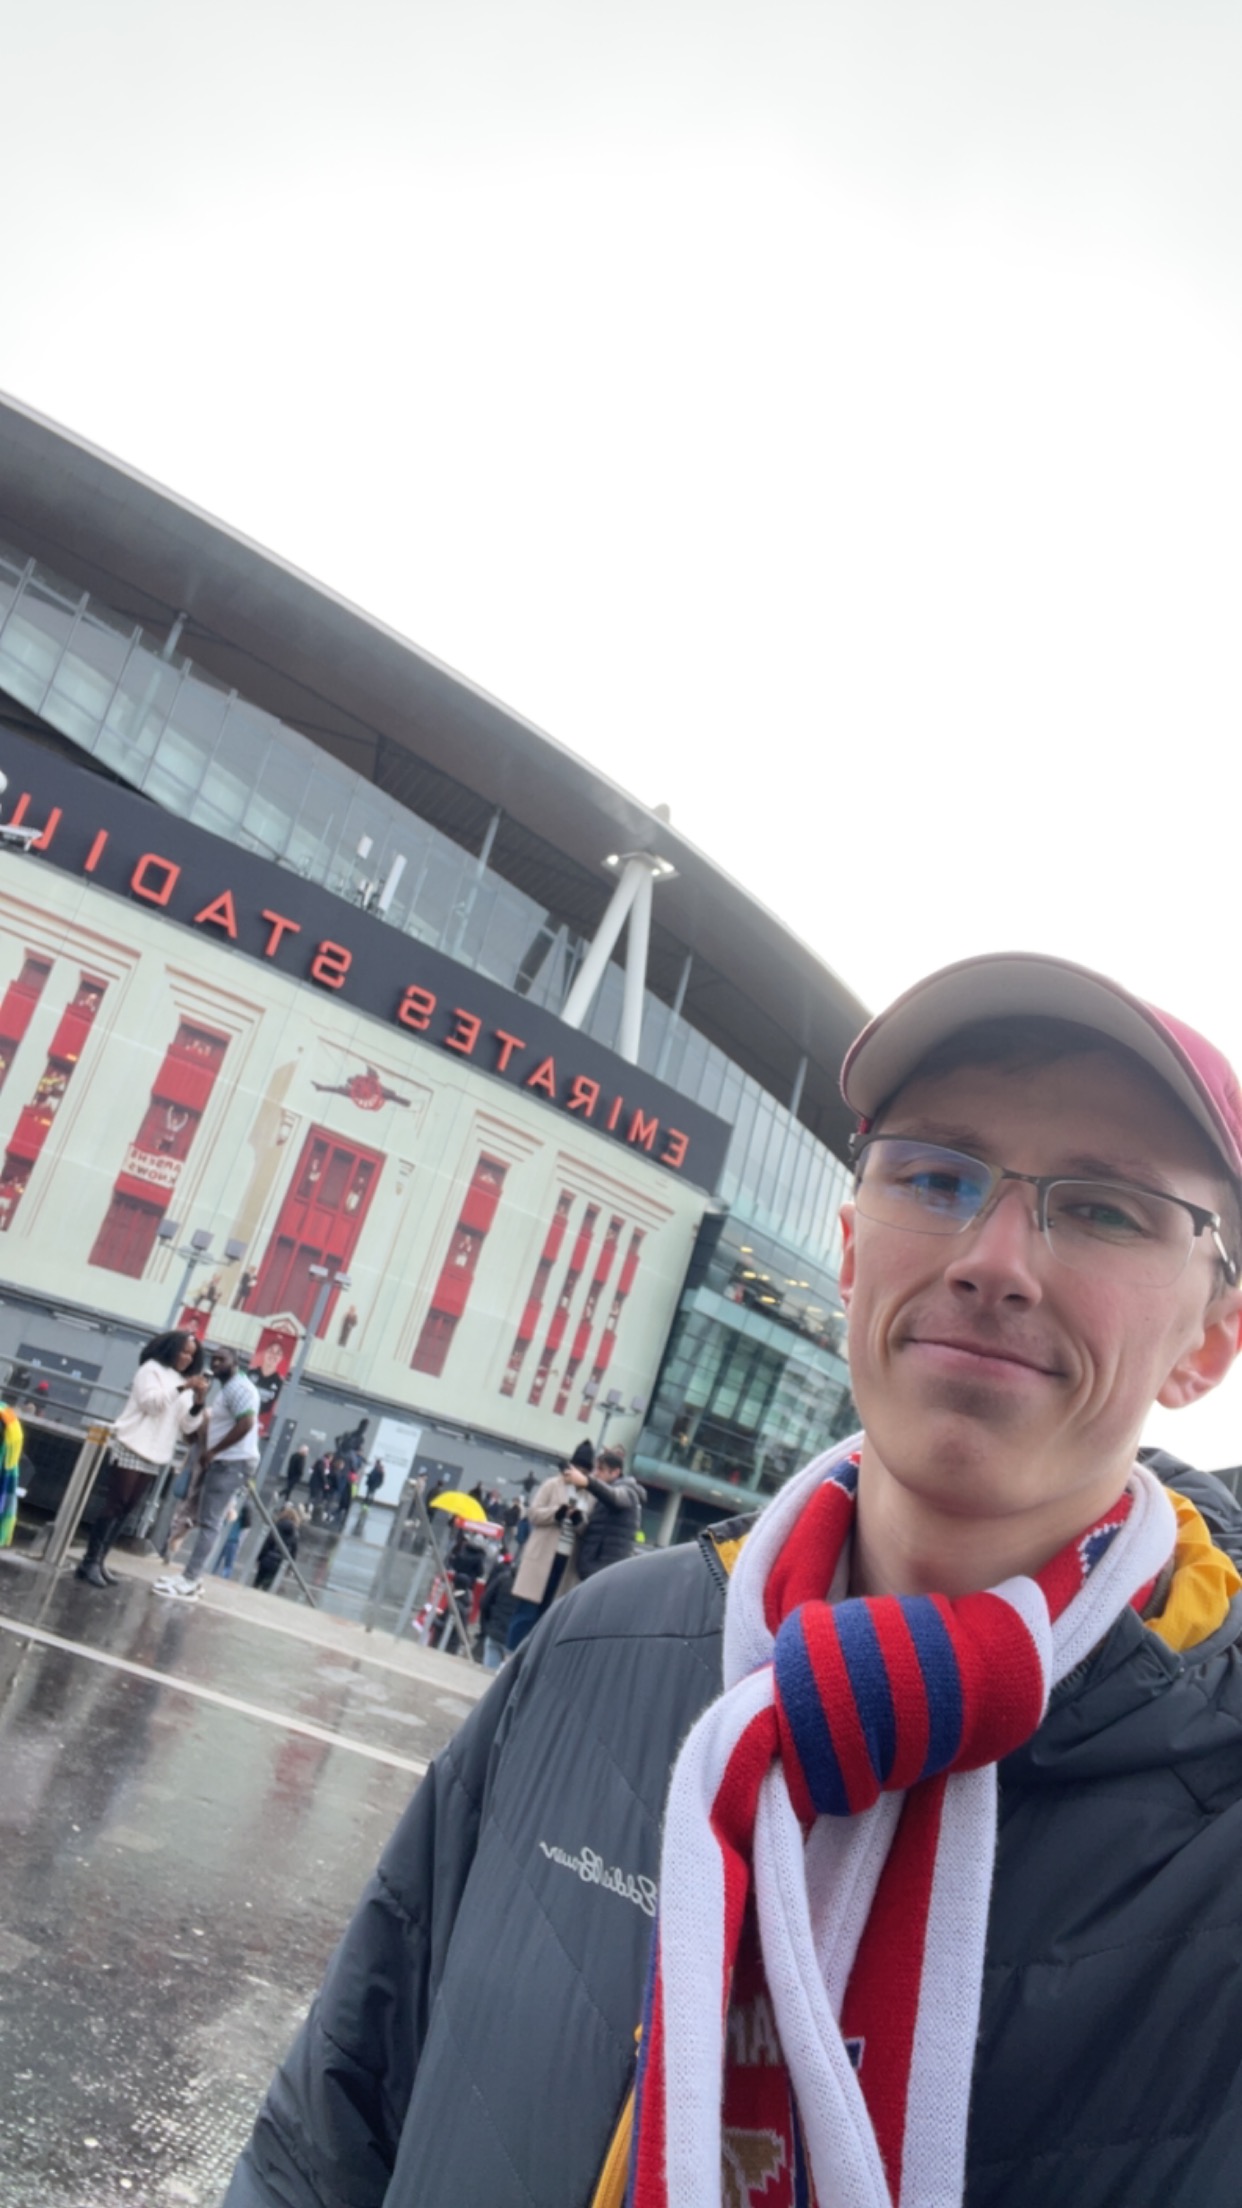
[0, 393, 866, 1544]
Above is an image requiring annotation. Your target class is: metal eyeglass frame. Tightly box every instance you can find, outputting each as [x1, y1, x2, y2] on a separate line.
[850, 1133, 1240, 1287]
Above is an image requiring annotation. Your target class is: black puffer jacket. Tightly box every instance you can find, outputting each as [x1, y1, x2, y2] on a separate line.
[575, 1471, 647, 1579]
[225, 1457, 1242, 2208]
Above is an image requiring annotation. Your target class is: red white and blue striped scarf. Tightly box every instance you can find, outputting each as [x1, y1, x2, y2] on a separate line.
[627, 1440, 1176, 2208]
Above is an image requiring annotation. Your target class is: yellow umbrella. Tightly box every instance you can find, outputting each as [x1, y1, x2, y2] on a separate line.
[430, 1490, 487, 1522]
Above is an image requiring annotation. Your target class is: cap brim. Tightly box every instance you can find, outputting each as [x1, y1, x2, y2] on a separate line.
[841, 952, 1242, 1180]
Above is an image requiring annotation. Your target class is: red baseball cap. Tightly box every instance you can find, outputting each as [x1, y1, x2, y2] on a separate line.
[841, 952, 1242, 1186]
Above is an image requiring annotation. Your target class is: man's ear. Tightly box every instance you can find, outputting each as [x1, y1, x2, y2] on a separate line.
[838, 1204, 856, 1309]
[1157, 1290, 1242, 1409]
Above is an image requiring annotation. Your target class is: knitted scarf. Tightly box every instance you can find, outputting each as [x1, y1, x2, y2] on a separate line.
[0, 1404, 23, 1548]
[626, 1440, 1177, 2208]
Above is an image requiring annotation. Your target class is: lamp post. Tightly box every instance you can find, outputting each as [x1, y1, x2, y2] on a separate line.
[159, 1220, 248, 1331]
[582, 1384, 645, 1449]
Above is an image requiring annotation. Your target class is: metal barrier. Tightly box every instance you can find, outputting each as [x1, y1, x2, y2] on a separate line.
[0, 1353, 142, 1571]
[39, 1425, 113, 1569]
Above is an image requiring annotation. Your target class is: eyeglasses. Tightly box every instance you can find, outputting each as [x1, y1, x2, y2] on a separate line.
[852, 1135, 1239, 1287]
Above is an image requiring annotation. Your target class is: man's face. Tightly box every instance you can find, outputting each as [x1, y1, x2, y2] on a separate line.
[838, 1048, 1242, 1532]
[210, 1349, 236, 1381]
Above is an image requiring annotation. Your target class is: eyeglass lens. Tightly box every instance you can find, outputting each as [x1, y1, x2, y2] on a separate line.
[854, 1138, 1196, 1282]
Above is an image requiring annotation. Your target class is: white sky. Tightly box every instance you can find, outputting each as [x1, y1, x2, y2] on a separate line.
[4, 1, 1242, 1467]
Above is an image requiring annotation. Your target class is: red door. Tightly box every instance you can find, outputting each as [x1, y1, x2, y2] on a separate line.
[247, 1126, 383, 1336]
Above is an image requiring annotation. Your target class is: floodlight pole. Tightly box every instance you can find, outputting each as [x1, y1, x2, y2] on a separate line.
[164, 1243, 213, 1331]
[162, 1230, 248, 1330]
[559, 841, 676, 1063]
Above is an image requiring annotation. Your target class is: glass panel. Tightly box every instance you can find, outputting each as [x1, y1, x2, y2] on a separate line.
[447, 873, 496, 967]
[475, 881, 543, 990]
[368, 814, 432, 933]
[786, 1125, 813, 1243]
[45, 605, 135, 744]
[719, 1082, 757, 1207]
[655, 1011, 687, 1092]
[243, 735, 309, 862]
[97, 644, 181, 771]
[143, 665, 233, 810]
[407, 836, 470, 947]
[695, 1043, 728, 1117]
[210, 701, 288, 836]
[717, 1065, 743, 1129]
[740, 1098, 775, 1210]
[0, 548, 30, 635]
[638, 995, 669, 1076]
[285, 764, 351, 878]
[189, 790, 247, 842]
[756, 1105, 792, 1218]
[801, 1147, 826, 1255]
[676, 1025, 708, 1106]
[0, 570, 80, 706]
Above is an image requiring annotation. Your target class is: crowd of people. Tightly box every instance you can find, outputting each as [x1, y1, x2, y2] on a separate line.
[67, 1325, 650, 1632]
[70, 1353, 395, 1599]
[428, 1439, 648, 1667]
[283, 1441, 384, 1529]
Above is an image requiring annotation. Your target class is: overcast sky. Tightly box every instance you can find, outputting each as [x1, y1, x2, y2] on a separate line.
[4, 1, 1242, 1463]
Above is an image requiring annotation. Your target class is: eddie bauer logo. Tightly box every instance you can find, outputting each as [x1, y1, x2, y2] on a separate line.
[538, 1839, 657, 1916]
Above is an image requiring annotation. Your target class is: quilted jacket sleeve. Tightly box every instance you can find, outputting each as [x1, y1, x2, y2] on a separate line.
[222, 1655, 526, 2207]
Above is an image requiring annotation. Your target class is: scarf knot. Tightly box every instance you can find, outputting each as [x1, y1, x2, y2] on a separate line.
[774, 1584, 1051, 1822]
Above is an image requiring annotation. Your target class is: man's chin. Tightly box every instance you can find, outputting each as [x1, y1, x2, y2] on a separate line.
[860, 1415, 1049, 1516]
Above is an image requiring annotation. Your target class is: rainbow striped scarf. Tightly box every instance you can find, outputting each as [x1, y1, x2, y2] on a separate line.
[626, 1440, 1176, 2208]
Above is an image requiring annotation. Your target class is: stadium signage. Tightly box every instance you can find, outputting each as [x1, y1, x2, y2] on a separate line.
[0, 733, 730, 1190]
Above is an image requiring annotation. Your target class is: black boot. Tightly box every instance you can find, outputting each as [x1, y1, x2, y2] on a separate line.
[97, 1517, 125, 1585]
[75, 1516, 119, 1588]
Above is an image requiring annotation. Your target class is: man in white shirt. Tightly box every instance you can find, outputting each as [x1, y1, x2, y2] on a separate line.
[155, 1346, 260, 1603]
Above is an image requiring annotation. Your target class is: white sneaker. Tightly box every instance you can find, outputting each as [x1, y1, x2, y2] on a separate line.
[153, 1574, 202, 1600]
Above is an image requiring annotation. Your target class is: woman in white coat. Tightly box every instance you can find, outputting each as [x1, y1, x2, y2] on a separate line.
[76, 1330, 208, 1588]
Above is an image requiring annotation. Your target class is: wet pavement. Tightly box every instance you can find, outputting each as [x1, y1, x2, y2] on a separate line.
[0, 1546, 488, 2207]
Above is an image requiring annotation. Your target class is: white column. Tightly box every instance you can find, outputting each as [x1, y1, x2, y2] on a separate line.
[617, 865, 654, 1065]
[560, 856, 648, 1030]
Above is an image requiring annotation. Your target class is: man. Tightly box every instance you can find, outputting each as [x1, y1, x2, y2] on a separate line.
[570, 1444, 647, 1578]
[155, 1346, 260, 1603]
[225, 953, 1242, 2207]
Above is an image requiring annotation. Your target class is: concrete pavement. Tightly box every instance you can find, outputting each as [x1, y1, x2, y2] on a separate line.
[0, 1544, 488, 2207]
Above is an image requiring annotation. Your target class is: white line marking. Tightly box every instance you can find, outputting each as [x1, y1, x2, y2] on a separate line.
[0, 1613, 429, 1777]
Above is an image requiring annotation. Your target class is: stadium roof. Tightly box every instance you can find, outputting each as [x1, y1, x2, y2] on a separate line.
[0, 391, 868, 1159]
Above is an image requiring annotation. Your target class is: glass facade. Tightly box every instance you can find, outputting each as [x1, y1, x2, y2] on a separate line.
[0, 533, 857, 1525]
[635, 1210, 856, 1534]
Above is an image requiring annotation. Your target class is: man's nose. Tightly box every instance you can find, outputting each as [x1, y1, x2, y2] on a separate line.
[941, 1180, 1045, 1301]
